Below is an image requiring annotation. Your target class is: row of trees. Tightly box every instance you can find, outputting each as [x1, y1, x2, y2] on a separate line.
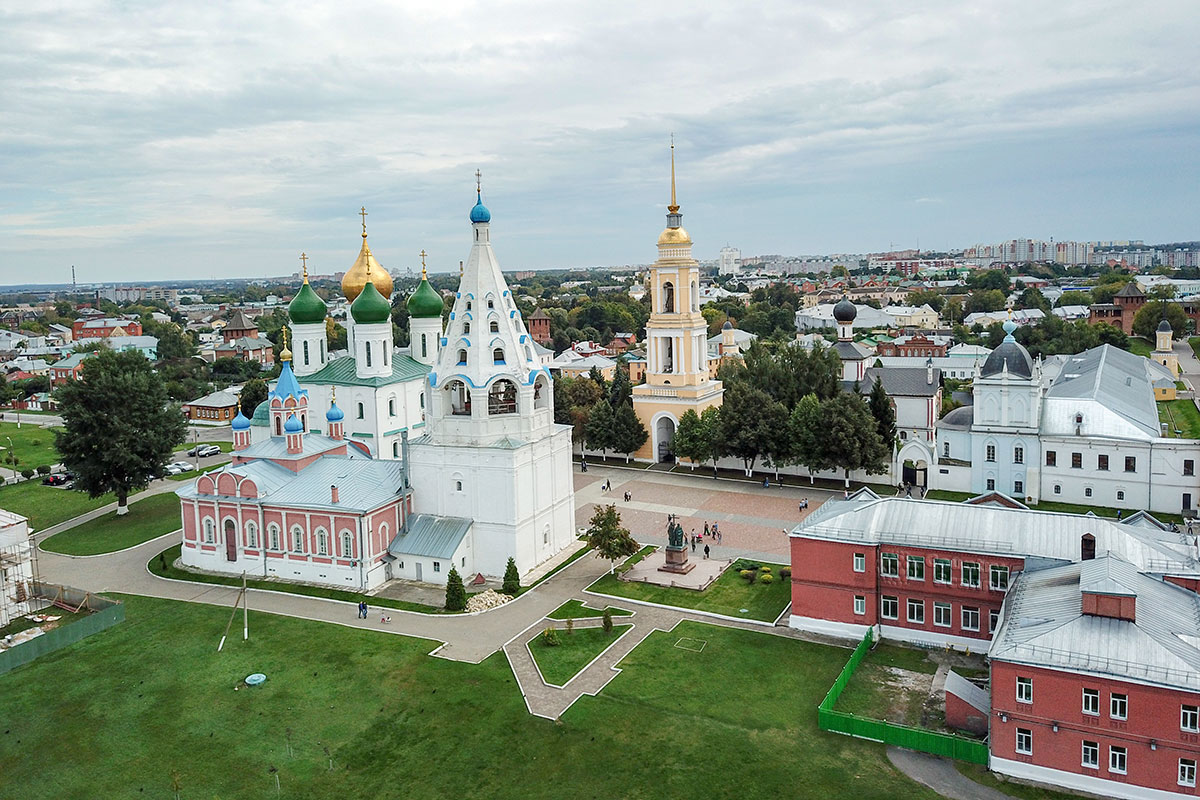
[554, 367, 649, 461]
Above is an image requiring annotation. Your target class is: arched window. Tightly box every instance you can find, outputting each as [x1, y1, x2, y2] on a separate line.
[662, 282, 675, 313]
[466, 301, 472, 311]
[303, 340, 310, 365]
[690, 280, 698, 312]
[455, 480, 463, 492]
[1081, 533, 1096, 561]
[457, 349, 467, 365]
[525, 346, 533, 362]
[533, 375, 549, 409]
[365, 341, 372, 367]
[300, 413, 306, 430]
[447, 380, 471, 416]
[246, 522, 258, 548]
[490, 320, 499, 333]
[463, 322, 470, 334]
[340, 530, 353, 558]
[316, 529, 328, 556]
[292, 525, 305, 553]
[420, 393, 425, 409]
[392, 441, 399, 457]
[203, 518, 215, 543]
[388, 397, 396, 416]
[488, 379, 518, 415]
[269, 524, 280, 550]
[357, 402, 364, 419]
[320, 340, 325, 361]
[274, 416, 282, 435]
[421, 334, 427, 359]
[493, 348, 505, 364]
[487, 298, 495, 309]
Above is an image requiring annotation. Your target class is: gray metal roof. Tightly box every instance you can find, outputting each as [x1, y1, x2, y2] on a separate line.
[387, 514, 472, 559]
[1042, 344, 1161, 439]
[991, 555, 1200, 691]
[185, 390, 238, 408]
[980, 341, 1033, 379]
[944, 670, 989, 714]
[936, 405, 974, 429]
[862, 366, 942, 397]
[833, 340, 871, 361]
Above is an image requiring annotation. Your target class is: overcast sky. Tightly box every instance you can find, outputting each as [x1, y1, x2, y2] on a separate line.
[1, 1, 1197, 285]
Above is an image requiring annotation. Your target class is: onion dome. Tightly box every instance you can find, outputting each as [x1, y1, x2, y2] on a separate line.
[1158, 318, 1173, 333]
[833, 296, 857, 323]
[721, 320, 733, 330]
[407, 272, 444, 319]
[470, 193, 491, 224]
[283, 413, 303, 433]
[231, 404, 251, 431]
[288, 272, 327, 324]
[351, 275, 392, 324]
[657, 226, 691, 246]
[980, 319, 1033, 379]
[326, 399, 344, 422]
[342, 207, 394, 302]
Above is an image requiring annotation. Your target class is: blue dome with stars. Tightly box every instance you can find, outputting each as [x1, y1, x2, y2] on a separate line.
[470, 193, 491, 224]
[284, 413, 303, 433]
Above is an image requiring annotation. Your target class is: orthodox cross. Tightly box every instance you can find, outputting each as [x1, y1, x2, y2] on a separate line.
[359, 206, 368, 236]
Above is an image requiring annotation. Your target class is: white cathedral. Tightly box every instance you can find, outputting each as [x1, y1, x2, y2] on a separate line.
[180, 182, 576, 588]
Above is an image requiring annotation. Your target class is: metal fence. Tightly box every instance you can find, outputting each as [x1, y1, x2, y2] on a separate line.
[0, 584, 124, 676]
[817, 628, 989, 765]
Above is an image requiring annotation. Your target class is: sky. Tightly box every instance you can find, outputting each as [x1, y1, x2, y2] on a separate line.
[1, 1, 1198, 285]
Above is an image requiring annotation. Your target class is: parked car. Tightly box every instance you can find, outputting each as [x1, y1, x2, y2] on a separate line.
[164, 463, 191, 475]
[187, 444, 221, 458]
[41, 474, 70, 486]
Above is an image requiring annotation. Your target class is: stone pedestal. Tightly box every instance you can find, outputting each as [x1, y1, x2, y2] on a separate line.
[658, 545, 695, 575]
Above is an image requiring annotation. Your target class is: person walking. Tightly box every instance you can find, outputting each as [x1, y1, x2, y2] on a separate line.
[703, 544, 710, 559]
[703, 521, 710, 537]
[717, 527, 722, 544]
[690, 536, 696, 553]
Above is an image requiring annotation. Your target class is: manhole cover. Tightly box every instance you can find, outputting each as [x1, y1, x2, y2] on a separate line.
[245, 673, 267, 686]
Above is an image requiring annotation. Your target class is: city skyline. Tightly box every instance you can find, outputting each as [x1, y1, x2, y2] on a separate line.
[2, 1, 1198, 283]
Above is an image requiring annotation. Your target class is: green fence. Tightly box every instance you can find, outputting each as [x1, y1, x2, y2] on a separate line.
[0, 586, 125, 677]
[817, 628, 989, 765]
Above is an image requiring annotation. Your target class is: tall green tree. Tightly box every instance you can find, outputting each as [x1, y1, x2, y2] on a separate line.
[720, 383, 783, 476]
[608, 366, 633, 408]
[502, 557, 520, 595]
[55, 350, 188, 514]
[444, 567, 466, 611]
[1132, 300, 1190, 340]
[239, 378, 269, 418]
[867, 377, 897, 450]
[819, 391, 889, 487]
[611, 402, 647, 463]
[584, 399, 616, 457]
[585, 504, 638, 574]
[790, 393, 830, 483]
[671, 410, 706, 471]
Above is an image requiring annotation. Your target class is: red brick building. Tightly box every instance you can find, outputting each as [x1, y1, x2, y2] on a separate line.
[72, 317, 142, 340]
[222, 309, 258, 343]
[527, 308, 551, 345]
[876, 334, 949, 358]
[1088, 282, 1146, 335]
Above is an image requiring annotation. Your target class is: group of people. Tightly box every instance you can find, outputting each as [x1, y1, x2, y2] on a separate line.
[356, 601, 391, 624]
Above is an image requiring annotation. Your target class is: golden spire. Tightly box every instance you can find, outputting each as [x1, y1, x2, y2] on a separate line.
[359, 206, 368, 239]
[420, 249, 428, 279]
[280, 327, 292, 362]
[475, 169, 482, 195]
[300, 252, 309, 282]
[331, 387, 336, 404]
[459, 260, 464, 279]
[668, 134, 679, 214]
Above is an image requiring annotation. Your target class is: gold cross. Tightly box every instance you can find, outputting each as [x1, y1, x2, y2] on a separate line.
[475, 170, 482, 193]
[299, 252, 308, 280]
[359, 206, 368, 236]
[420, 250, 427, 268]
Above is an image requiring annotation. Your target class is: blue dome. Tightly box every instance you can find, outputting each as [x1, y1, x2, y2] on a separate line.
[231, 409, 251, 431]
[470, 193, 491, 223]
[326, 401, 344, 422]
[283, 413, 303, 433]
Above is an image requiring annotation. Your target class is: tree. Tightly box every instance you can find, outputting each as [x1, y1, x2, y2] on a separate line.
[602, 608, 613, 633]
[790, 393, 830, 483]
[672, 409, 705, 471]
[585, 504, 638, 574]
[55, 350, 187, 514]
[584, 399, 616, 457]
[326, 318, 347, 351]
[444, 567, 466, 611]
[963, 289, 1007, 314]
[1014, 287, 1051, 315]
[608, 366, 632, 408]
[867, 377, 896, 450]
[819, 392, 888, 487]
[144, 320, 196, 361]
[967, 269, 1010, 292]
[1132, 301, 1190, 340]
[610, 402, 647, 463]
[239, 378, 269, 418]
[502, 557, 520, 595]
[720, 383, 783, 476]
[905, 289, 945, 313]
[0, 374, 14, 408]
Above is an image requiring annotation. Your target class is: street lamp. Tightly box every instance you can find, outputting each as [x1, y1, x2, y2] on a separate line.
[6, 436, 14, 481]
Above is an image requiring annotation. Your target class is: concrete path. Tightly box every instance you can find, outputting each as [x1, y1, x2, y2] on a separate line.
[887, 748, 1011, 800]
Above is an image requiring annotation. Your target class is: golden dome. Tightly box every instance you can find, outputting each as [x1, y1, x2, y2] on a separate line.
[342, 234, 394, 302]
[657, 226, 692, 246]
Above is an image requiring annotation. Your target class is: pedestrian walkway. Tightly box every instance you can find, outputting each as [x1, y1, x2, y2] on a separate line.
[886, 747, 1011, 800]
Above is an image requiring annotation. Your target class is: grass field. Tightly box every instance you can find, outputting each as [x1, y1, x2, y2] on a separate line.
[0, 595, 949, 800]
[1159, 398, 1200, 439]
[531, 624, 632, 685]
[1191, 337, 1200, 361]
[1128, 337, 1154, 357]
[0, 420, 63, 470]
[587, 558, 791, 621]
[40, 493, 182, 555]
[547, 599, 633, 620]
[0, 480, 112, 531]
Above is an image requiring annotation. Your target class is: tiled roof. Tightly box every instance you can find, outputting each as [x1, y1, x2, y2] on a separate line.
[304, 354, 428, 387]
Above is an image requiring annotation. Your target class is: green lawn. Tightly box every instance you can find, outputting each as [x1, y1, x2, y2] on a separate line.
[547, 599, 633, 620]
[40, 493, 182, 556]
[587, 558, 791, 622]
[0, 596, 947, 799]
[531, 624, 632, 685]
[0, 480, 112, 531]
[1190, 336, 1200, 361]
[1128, 337, 1154, 357]
[0, 420, 63, 470]
[1159, 398, 1200, 439]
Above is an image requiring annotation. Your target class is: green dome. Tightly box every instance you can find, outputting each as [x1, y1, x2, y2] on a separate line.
[351, 278, 392, 324]
[288, 280, 328, 325]
[406, 278, 444, 318]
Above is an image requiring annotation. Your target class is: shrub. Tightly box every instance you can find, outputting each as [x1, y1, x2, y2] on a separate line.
[740, 569, 757, 585]
[602, 608, 613, 634]
[760, 566, 772, 573]
[502, 557, 520, 595]
[780, 567, 792, 579]
[565, 618, 574, 636]
[541, 627, 560, 647]
[735, 561, 761, 571]
[27, 439, 39, 447]
[35, 465, 50, 476]
[760, 573, 774, 584]
[444, 567, 466, 611]
[20, 468, 34, 480]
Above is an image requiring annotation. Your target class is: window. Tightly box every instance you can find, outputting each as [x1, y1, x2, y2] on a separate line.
[853, 553, 866, 572]
[990, 565, 1009, 591]
[421, 334, 427, 359]
[246, 522, 258, 548]
[1183, 705, 1199, 733]
[341, 531, 353, 558]
[880, 553, 899, 577]
[1082, 741, 1099, 769]
[303, 340, 310, 365]
[269, 524, 280, 551]
[1054, 484, 1061, 494]
[1110, 746, 1127, 775]
[881, 596, 898, 620]
[934, 559, 952, 584]
[907, 598, 924, 624]
[487, 299, 494, 309]
[1098, 454, 1109, 471]
[292, 526, 305, 553]
[962, 607, 980, 631]
[455, 480, 463, 492]
[1015, 728, 1032, 756]
[1181, 759, 1197, 788]
[365, 341, 372, 367]
[943, 442, 950, 457]
[1013, 446, 1023, 464]
[986, 478, 995, 491]
[317, 530, 328, 556]
[433, 561, 441, 573]
[989, 609, 999, 633]
[1186, 460, 1195, 477]
[907, 556, 925, 581]
[357, 402, 364, 419]
[986, 444, 996, 462]
[853, 596, 865, 615]
[1013, 480, 1023, 495]
[489, 320, 499, 333]
[463, 322, 470, 334]
[1125, 456, 1136, 473]
[203, 519, 215, 543]
[457, 348, 467, 365]
[493, 347, 505, 364]
[1082, 688, 1099, 715]
[388, 398, 396, 416]
[934, 602, 951, 627]
[393, 442, 399, 458]
[1045, 450, 1057, 467]
[1071, 452, 1082, 469]
[1116, 490, 1124, 501]
[1111, 693, 1128, 720]
[1016, 676, 1032, 704]
[465, 301, 471, 311]
[1084, 487, 1092, 498]
[962, 562, 980, 588]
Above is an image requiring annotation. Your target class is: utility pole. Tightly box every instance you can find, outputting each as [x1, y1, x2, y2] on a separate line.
[71, 265, 76, 294]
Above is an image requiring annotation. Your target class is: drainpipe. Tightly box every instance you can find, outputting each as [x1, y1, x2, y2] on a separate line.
[358, 516, 365, 591]
[401, 430, 410, 490]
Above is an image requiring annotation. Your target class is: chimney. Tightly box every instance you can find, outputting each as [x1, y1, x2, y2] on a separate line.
[331, 485, 339, 504]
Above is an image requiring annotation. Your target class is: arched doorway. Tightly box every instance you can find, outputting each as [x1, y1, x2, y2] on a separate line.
[655, 416, 676, 463]
[224, 519, 237, 562]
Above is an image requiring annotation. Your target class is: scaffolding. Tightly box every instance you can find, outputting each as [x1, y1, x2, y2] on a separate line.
[0, 509, 42, 631]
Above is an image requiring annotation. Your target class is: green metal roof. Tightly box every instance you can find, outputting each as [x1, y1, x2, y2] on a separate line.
[304, 354, 428, 387]
[406, 278, 445, 318]
[350, 279, 392, 324]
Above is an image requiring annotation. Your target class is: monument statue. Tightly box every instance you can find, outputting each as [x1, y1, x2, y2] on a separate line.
[660, 521, 694, 575]
[667, 521, 685, 549]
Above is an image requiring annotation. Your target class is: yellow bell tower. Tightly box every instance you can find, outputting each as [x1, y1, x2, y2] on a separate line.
[632, 141, 724, 462]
